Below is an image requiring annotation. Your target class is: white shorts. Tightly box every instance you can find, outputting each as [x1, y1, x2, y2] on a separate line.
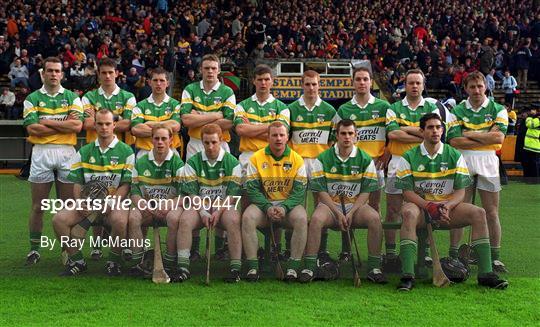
[462, 151, 501, 192]
[304, 158, 318, 180]
[239, 151, 254, 178]
[186, 138, 230, 161]
[29, 144, 76, 183]
[385, 155, 403, 195]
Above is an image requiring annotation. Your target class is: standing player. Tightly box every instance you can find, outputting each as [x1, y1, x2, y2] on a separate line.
[336, 67, 390, 261]
[131, 68, 181, 159]
[175, 124, 242, 282]
[127, 124, 184, 275]
[82, 58, 136, 144]
[242, 121, 308, 282]
[234, 64, 290, 176]
[82, 57, 137, 260]
[180, 54, 236, 160]
[299, 119, 386, 283]
[23, 56, 83, 265]
[384, 69, 438, 266]
[287, 70, 338, 260]
[180, 54, 236, 258]
[395, 113, 508, 290]
[52, 109, 134, 276]
[447, 72, 509, 272]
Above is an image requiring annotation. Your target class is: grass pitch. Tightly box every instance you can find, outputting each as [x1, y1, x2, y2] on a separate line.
[0, 176, 539, 325]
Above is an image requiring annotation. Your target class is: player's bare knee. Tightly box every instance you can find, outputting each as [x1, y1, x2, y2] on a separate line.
[166, 214, 180, 229]
[309, 214, 325, 230]
[291, 216, 308, 232]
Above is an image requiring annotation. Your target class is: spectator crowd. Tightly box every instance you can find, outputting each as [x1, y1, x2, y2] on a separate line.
[1, 0, 540, 119]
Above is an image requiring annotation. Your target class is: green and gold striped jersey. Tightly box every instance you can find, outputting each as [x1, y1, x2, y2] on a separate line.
[233, 94, 290, 152]
[446, 98, 508, 152]
[68, 137, 134, 194]
[337, 95, 390, 158]
[180, 81, 235, 142]
[23, 86, 83, 145]
[82, 85, 137, 144]
[245, 145, 307, 213]
[386, 97, 438, 156]
[396, 142, 472, 201]
[131, 94, 182, 150]
[288, 96, 339, 158]
[310, 145, 380, 209]
[131, 150, 184, 199]
[182, 148, 242, 199]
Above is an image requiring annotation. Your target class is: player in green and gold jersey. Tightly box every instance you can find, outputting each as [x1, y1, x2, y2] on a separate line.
[23, 56, 84, 266]
[82, 58, 137, 260]
[447, 72, 509, 272]
[242, 121, 308, 282]
[298, 119, 386, 284]
[127, 124, 184, 276]
[131, 68, 181, 159]
[384, 69, 438, 265]
[52, 109, 134, 276]
[336, 67, 390, 262]
[82, 58, 136, 145]
[180, 54, 236, 160]
[174, 124, 242, 283]
[395, 113, 508, 291]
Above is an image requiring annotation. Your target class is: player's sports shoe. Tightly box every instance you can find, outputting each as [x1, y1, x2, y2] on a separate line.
[25, 250, 40, 266]
[284, 269, 297, 282]
[367, 268, 388, 284]
[60, 260, 87, 276]
[223, 269, 241, 283]
[245, 269, 260, 282]
[170, 268, 191, 283]
[492, 260, 508, 273]
[190, 250, 202, 262]
[478, 272, 509, 289]
[106, 261, 122, 276]
[317, 251, 332, 264]
[129, 264, 149, 278]
[90, 249, 103, 260]
[298, 269, 315, 283]
[215, 247, 229, 261]
[424, 256, 433, 268]
[397, 275, 415, 291]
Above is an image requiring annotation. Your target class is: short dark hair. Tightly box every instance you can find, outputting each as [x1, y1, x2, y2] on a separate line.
[336, 119, 357, 134]
[43, 56, 62, 67]
[150, 67, 169, 80]
[352, 66, 372, 79]
[97, 58, 117, 72]
[253, 64, 273, 78]
[420, 113, 443, 129]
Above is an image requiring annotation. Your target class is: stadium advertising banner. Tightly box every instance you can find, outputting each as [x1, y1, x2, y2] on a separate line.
[271, 77, 354, 100]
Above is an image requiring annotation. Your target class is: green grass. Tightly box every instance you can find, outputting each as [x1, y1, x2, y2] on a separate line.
[1, 176, 539, 325]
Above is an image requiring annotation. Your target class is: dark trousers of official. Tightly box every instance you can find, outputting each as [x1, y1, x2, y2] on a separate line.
[522, 150, 540, 184]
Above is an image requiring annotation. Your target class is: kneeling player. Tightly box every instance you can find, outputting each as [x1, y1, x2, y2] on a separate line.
[299, 119, 386, 283]
[52, 109, 134, 276]
[242, 121, 308, 282]
[395, 113, 508, 291]
[128, 124, 184, 275]
[174, 124, 242, 282]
